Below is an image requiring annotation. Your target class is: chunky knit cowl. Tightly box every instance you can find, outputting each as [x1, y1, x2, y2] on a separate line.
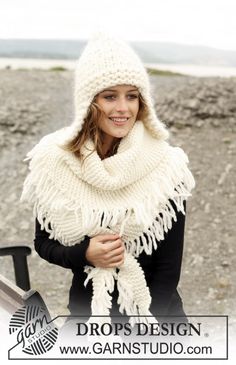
[21, 32, 195, 326]
[21, 120, 195, 325]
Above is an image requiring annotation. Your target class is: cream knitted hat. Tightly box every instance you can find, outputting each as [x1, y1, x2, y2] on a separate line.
[64, 32, 169, 142]
[21, 33, 195, 326]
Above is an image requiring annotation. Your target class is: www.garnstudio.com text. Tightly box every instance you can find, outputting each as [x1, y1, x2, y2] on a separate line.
[59, 341, 212, 356]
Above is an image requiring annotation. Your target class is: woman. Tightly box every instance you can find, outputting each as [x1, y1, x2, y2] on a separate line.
[21, 33, 195, 326]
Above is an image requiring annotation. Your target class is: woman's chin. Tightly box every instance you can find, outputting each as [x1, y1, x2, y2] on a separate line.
[110, 124, 134, 138]
[113, 130, 130, 138]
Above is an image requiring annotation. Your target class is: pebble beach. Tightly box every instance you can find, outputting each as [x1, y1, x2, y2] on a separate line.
[0, 69, 235, 332]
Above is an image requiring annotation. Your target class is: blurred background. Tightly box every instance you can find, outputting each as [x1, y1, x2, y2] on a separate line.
[0, 0, 235, 337]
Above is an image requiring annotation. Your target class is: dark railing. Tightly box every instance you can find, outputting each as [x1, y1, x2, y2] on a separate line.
[0, 245, 31, 291]
[0, 245, 51, 319]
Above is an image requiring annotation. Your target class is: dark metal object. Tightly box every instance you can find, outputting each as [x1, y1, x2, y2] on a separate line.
[0, 246, 31, 291]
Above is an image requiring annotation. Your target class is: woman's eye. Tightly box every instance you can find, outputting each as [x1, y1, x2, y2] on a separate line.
[104, 95, 115, 100]
[128, 94, 138, 99]
[103, 94, 138, 100]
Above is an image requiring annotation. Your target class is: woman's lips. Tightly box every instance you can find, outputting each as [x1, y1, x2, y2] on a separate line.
[109, 117, 129, 126]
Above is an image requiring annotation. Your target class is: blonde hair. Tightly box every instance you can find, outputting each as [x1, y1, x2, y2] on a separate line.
[62, 93, 148, 161]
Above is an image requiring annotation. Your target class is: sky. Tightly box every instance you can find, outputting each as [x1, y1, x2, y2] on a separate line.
[0, 0, 236, 51]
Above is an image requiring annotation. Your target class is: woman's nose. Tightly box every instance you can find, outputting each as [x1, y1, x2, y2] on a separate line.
[115, 97, 129, 112]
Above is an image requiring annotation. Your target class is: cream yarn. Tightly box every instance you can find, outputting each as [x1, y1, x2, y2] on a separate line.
[65, 32, 169, 144]
[21, 121, 195, 324]
[20, 33, 195, 325]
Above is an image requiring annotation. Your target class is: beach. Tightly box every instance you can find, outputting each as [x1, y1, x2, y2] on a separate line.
[1, 57, 236, 77]
[0, 69, 235, 332]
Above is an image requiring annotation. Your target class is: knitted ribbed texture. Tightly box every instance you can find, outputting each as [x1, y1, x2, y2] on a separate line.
[21, 121, 195, 324]
[21, 33, 195, 324]
[63, 32, 169, 143]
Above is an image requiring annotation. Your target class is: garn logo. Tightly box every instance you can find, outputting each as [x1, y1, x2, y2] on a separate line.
[9, 305, 58, 355]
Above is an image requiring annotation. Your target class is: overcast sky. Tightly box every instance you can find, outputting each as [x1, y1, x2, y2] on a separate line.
[0, 0, 236, 51]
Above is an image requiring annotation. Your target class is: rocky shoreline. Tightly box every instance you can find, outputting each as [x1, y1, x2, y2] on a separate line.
[0, 69, 235, 326]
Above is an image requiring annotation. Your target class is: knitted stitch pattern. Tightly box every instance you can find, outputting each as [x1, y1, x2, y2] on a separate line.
[21, 121, 195, 324]
[21, 33, 195, 325]
[64, 32, 169, 143]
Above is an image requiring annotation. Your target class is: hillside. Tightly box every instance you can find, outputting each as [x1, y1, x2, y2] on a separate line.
[1, 39, 236, 66]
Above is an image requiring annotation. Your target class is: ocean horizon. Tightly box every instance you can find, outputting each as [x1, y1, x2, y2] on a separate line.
[0, 57, 236, 77]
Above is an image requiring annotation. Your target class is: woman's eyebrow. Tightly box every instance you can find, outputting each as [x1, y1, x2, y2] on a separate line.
[101, 88, 139, 93]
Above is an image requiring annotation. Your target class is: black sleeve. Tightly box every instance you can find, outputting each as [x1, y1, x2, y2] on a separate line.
[34, 218, 91, 271]
[148, 200, 187, 315]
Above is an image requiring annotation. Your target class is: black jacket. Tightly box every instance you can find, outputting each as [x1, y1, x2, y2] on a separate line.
[34, 200, 187, 323]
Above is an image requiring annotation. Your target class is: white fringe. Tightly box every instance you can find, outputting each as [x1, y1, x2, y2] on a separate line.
[20, 121, 195, 324]
[84, 253, 160, 326]
[21, 152, 194, 252]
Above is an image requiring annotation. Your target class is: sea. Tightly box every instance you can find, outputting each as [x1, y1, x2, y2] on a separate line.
[0, 57, 236, 78]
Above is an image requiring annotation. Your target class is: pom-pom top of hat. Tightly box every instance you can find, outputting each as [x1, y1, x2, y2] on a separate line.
[64, 32, 169, 143]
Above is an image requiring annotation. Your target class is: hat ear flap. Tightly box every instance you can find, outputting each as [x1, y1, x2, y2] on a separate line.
[63, 32, 169, 142]
[144, 98, 169, 140]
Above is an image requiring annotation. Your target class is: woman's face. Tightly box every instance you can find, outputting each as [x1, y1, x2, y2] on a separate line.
[95, 84, 140, 140]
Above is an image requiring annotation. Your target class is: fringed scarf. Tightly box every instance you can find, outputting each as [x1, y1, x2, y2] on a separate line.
[21, 121, 195, 325]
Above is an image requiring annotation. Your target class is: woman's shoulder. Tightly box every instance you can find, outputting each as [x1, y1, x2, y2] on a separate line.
[164, 141, 190, 163]
[20, 127, 82, 204]
[23, 127, 72, 165]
